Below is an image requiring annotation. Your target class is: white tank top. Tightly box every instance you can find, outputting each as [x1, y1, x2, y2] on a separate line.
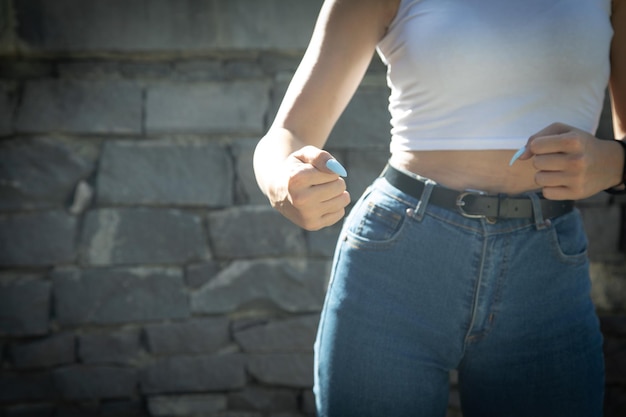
[376, 0, 614, 152]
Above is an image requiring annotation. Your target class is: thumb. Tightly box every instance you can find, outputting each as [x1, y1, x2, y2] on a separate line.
[292, 146, 347, 177]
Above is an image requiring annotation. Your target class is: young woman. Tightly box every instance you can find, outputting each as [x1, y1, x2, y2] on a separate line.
[254, 0, 626, 415]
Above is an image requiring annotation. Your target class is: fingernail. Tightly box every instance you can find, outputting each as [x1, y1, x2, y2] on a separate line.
[326, 159, 347, 177]
[509, 145, 526, 166]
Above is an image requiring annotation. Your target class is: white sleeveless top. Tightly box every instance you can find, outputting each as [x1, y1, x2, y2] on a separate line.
[376, 0, 614, 152]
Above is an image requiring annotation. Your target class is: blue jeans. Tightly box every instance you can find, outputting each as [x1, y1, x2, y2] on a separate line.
[314, 174, 604, 417]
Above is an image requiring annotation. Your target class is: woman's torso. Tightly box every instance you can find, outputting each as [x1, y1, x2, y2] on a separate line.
[378, 0, 614, 193]
[389, 150, 539, 194]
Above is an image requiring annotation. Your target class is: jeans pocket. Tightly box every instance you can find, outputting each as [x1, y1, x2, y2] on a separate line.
[345, 190, 408, 248]
[548, 209, 588, 264]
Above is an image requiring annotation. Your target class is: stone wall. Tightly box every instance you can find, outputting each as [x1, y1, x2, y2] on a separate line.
[0, 1, 624, 416]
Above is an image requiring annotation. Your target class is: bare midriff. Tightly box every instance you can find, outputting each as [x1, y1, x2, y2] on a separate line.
[390, 149, 541, 195]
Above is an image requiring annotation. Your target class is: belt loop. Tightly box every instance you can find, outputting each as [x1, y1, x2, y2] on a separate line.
[528, 192, 549, 230]
[408, 179, 436, 222]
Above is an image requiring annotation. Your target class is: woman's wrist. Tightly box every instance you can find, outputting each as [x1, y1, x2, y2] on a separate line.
[605, 139, 626, 194]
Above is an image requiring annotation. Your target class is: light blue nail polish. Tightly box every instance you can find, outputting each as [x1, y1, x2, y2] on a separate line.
[509, 145, 526, 166]
[326, 159, 347, 177]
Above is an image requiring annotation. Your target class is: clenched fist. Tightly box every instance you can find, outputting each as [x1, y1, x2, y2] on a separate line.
[268, 146, 351, 231]
[518, 123, 625, 200]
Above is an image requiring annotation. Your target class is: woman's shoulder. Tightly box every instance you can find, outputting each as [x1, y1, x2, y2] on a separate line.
[319, 0, 401, 41]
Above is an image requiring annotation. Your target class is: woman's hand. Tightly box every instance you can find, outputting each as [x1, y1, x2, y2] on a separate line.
[268, 146, 351, 231]
[253, 0, 395, 229]
[517, 123, 625, 200]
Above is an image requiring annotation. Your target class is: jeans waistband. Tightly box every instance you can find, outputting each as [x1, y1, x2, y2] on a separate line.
[382, 164, 574, 222]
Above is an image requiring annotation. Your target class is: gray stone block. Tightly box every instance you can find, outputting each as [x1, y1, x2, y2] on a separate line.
[191, 260, 329, 315]
[207, 412, 262, 417]
[207, 206, 306, 258]
[185, 262, 222, 289]
[96, 139, 233, 207]
[259, 54, 302, 75]
[269, 79, 390, 150]
[231, 139, 267, 205]
[233, 315, 318, 353]
[54, 403, 100, 417]
[16, 0, 214, 52]
[68, 180, 94, 215]
[0, 60, 54, 80]
[306, 222, 342, 258]
[56, 60, 174, 82]
[10, 333, 75, 369]
[15, 79, 142, 134]
[0, 211, 77, 266]
[56, 60, 127, 79]
[146, 81, 270, 133]
[605, 386, 626, 417]
[15, 0, 321, 52]
[79, 328, 143, 365]
[268, 77, 289, 124]
[580, 206, 623, 262]
[0, 0, 16, 56]
[591, 262, 626, 313]
[223, 59, 265, 80]
[173, 57, 265, 83]
[0, 372, 57, 402]
[80, 208, 209, 266]
[600, 315, 626, 337]
[301, 390, 316, 417]
[216, 0, 322, 50]
[345, 149, 390, 200]
[99, 400, 146, 417]
[140, 354, 246, 394]
[228, 386, 298, 414]
[0, 276, 50, 336]
[2, 404, 55, 417]
[173, 59, 223, 82]
[0, 137, 98, 210]
[605, 338, 626, 384]
[247, 353, 314, 388]
[143, 317, 230, 355]
[327, 84, 391, 149]
[53, 365, 137, 400]
[119, 61, 174, 80]
[0, 82, 16, 136]
[147, 393, 227, 417]
[53, 267, 189, 326]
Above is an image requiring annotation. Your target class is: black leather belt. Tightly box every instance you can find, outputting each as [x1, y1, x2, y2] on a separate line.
[383, 165, 574, 220]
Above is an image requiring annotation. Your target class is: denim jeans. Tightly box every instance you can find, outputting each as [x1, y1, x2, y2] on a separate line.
[314, 174, 604, 417]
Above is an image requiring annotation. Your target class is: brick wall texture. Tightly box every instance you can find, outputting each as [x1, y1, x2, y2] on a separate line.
[0, 1, 624, 416]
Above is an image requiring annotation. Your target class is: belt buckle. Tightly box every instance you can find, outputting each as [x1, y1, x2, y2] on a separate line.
[456, 190, 488, 219]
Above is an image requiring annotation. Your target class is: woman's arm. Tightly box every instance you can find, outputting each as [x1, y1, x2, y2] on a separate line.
[516, 3, 626, 198]
[254, 0, 398, 230]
